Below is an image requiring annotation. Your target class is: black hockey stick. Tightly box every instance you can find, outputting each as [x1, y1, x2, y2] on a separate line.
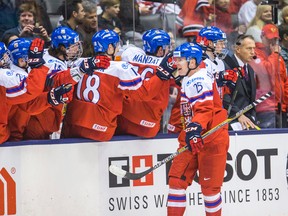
[109, 91, 272, 180]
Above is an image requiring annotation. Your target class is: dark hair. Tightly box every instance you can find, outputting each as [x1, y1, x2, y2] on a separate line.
[278, 24, 288, 40]
[17, 2, 36, 18]
[99, 0, 120, 11]
[59, 0, 82, 20]
[235, 34, 255, 46]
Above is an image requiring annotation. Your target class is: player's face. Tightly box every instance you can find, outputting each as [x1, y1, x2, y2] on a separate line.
[66, 41, 83, 60]
[174, 57, 188, 76]
[214, 40, 226, 54]
[0, 52, 10, 68]
[235, 38, 256, 63]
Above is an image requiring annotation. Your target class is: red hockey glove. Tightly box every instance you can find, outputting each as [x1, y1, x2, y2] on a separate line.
[215, 67, 241, 89]
[80, 55, 110, 76]
[156, 52, 177, 80]
[185, 122, 204, 155]
[28, 38, 45, 68]
[47, 83, 73, 106]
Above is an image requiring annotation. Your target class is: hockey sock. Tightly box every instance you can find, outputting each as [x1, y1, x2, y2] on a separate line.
[203, 193, 222, 216]
[167, 188, 186, 216]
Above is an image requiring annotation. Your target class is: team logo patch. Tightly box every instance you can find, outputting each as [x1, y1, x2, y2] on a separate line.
[5, 70, 13, 76]
[121, 62, 129, 69]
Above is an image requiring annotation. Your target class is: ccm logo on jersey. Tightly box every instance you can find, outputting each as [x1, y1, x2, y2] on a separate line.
[140, 120, 156, 128]
[92, 123, 107, 132]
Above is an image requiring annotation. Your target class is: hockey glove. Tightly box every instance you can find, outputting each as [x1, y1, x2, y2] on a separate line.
[185, 122, 204, 155]
[47, 83, 73, 106]
[215, 68, 240, 88]
[79, 55, 110, 76]
[156, 52, 177, 80]
[28, 38, 46, 68]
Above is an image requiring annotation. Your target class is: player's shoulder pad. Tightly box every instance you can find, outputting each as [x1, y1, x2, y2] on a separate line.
[121, 46, 145, 62]
[109, 61, 133, 71]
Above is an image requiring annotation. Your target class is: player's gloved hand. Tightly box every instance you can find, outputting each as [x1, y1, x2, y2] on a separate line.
[185, 122, 204, 155]
[215, 68, 239, 88]
[156, 51, 177, 80]
[79, 55, 110, 76]
[28, 38, 46, 68]
[47, 83, 73, 106]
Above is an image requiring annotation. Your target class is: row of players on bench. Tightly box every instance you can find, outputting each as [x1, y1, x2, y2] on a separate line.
[1, 26, 247, 143]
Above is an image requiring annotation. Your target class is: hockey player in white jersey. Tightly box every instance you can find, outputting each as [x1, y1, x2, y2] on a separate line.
[116, 28, 173, 138]
[167, 42, 229, 216]
[196, 26, 245, 98]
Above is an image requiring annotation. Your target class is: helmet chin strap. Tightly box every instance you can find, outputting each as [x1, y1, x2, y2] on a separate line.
[185, 59, 198, 76]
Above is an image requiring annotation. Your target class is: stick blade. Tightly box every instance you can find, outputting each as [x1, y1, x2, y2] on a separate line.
[109, 165, 127, 178]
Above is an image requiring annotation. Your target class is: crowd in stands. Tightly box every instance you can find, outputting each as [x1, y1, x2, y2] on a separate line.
[0, 0, 288, 144]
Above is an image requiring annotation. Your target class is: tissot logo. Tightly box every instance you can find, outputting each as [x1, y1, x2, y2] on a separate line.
[109, 154, 172, 188]
[0, 168, 16, 215]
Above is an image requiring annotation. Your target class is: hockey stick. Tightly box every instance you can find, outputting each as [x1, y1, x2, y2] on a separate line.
[109, 91, 272, 180]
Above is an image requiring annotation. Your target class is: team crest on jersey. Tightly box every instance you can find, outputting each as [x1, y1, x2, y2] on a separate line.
[48, 59, 56, 63]
[121, 62, 129, 69]
[5, 70, 13, 76]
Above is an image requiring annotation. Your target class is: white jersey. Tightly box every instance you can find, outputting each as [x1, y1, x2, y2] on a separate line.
[1, 64, 29, 98]
[204, 57, 225, 98]
[43, 50, 84, 83]
[181, 67, 214, 127]
[121, 46, 162, 80]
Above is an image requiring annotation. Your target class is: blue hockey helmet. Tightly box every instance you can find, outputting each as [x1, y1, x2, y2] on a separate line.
[92, 29, 120, 53]
[51, 26, 80, 49]
[0, 42, 11, 68]
[51, 26, 83, 60]
[8, 38, 31, 66]
[142, 28, 170, 54]
[173, 42, 203, 65]
[198, 26, 227, 43]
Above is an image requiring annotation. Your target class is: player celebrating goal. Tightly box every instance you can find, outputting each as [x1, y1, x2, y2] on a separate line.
[165, 43, 229, 216]
[62, 29, 170, 141]
[116, 28, 172, 138]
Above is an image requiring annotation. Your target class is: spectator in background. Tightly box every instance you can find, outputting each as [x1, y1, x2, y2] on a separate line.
[277, 0, 288, 24]
[250, 24, 287, 128]
[279, 4, 288, 25]
[15, 0, 53, 35]
[238, 0, 263, 27]
[98, 0, 123, 40]
[78, 0, 98, 57]
[58, 0, 85, 41]
[229, 0, 248, 14]
[1, 33, 18, 47]
[0, 0, 17, 40]
[246, 4, 273, 43]
[278, 24, 288, 74]
[213, 0, 234, 34]
[2, 3, 51, 46]
[176, 0, 212, 40]
[118, 0, 145, 47]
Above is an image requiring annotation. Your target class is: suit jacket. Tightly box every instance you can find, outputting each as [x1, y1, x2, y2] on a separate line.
[223, 54, 257, 121]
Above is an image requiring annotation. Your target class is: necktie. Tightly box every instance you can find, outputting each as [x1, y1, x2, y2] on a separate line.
[243, 64, 249, 81]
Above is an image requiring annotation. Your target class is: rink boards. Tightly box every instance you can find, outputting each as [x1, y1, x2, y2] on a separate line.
[0, 130, 288, 216]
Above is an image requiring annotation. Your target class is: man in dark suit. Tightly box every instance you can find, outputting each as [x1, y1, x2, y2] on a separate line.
[223, 34, 258, 130]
